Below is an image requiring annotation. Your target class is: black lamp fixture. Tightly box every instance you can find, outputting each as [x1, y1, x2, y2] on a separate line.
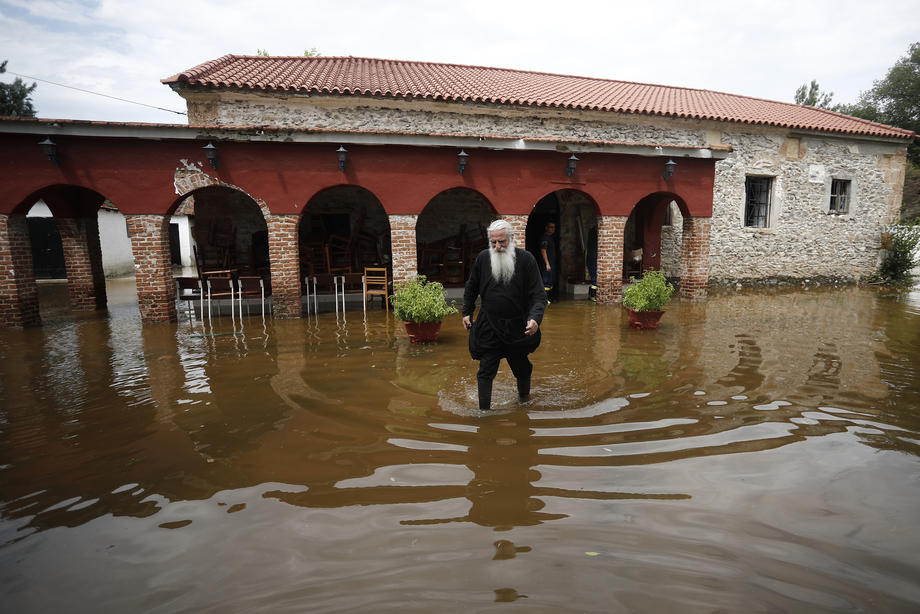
[457, 150, 469, 175]
[663, 159, 677, 180]
[202, 142, 219, 170]
[566, 154, 579, 177]
[38, 137, 60, 167]
[336, 146, 348, 171]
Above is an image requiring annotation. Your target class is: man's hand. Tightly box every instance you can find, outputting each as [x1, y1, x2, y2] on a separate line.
[463, 315, 472, 331]
[524, 319, 539, 336]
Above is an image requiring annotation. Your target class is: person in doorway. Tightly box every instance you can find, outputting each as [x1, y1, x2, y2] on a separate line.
[463, 219, 547, 410]
[539, 221, 556, 299]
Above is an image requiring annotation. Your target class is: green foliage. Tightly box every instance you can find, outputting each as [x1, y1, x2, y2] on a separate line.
[794, 79, 835, 108]
[622, 270, 675, 312]
[0, 60, 37, 117]
[877, 223, 920, 284]
[902, 161, 920, 222]
[389, 275, 458, 323]
[838, 42, 920, 165]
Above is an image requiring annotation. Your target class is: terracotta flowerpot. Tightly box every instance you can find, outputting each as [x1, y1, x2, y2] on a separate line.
[626, 307, 665, 330]
[403, 320, 443, 343]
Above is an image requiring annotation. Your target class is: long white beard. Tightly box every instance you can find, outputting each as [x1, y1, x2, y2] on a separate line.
[490, 244, 516, 284]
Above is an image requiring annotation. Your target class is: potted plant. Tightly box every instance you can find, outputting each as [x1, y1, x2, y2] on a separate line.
[622, 270, 675, 330]
[390, 275, 459, 343]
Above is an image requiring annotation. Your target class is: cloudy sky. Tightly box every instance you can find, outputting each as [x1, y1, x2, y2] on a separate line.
[1, 0, 918, 124]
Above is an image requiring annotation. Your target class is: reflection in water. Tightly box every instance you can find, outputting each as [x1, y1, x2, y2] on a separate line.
[1, 284, 919, 612]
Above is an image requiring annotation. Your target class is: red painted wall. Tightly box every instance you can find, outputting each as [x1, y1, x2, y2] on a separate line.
[1, 133, 715, 218]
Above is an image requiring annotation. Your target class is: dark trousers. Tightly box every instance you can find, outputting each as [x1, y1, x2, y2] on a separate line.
[477, 351, 533, 410]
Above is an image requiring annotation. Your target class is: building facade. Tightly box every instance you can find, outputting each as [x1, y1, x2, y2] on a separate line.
[0, 55, 913, 328]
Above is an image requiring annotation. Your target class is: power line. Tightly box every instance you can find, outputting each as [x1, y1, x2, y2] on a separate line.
[6, 71, 187, 116]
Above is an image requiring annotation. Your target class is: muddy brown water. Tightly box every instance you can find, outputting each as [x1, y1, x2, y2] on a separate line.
[1, 280, 919, 613]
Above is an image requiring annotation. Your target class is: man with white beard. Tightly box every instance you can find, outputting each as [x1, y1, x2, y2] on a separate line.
[463, 219, 547, 410]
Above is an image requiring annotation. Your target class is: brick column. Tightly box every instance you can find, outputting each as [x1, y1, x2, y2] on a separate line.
[596, 215, 626, 304]
[266, 214, 301, 318]
[501, 215, 528, 248]
[679, 216, 711, 300]
[125, 215, 176, 324]
[389, 214, 418, 285]
[0, 214, 41, 328]
[58, 217, 107, 312]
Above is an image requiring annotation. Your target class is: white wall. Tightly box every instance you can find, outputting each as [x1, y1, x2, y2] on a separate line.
[98, 208, 135, 278]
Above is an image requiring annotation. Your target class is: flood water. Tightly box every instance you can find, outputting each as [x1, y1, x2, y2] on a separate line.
[1, 279, 919, 613]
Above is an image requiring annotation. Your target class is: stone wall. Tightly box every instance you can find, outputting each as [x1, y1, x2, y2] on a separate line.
[185, 90, 909, 285]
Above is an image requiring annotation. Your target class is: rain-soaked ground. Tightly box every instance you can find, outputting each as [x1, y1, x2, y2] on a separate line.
[1, 278, 919, 613]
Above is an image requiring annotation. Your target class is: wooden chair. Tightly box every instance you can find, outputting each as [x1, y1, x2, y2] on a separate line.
[206, 275, 236, 319]
[175, 277, 203, 319]
[306, 273, 344, 314]
[237, 275, 271, 318]
[363, 267, 389, 312]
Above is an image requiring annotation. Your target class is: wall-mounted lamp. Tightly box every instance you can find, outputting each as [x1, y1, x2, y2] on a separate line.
[663, 159, 677, 180]
[336, 146, 348, 171]
[202, 142, 219, 170]
[566, 154, 579, 177]
[38, 138, 60, 167]
[457, 150, 469, 175]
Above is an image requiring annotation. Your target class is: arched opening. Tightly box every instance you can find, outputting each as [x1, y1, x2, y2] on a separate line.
[416, 188, 495, 287]
[526, 189, 599, 300]
[300, 186, 390, 277]
[26, 200, 65, 279]
[624, 192, 687, 279]
[183, 186, 269, 277]
[13, 185, 122, 318]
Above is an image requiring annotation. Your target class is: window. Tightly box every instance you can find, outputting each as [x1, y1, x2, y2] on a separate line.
[829, 179, 850, 214]
[745, 176, 773, 228]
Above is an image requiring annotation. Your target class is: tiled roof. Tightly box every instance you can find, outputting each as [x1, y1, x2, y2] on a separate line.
[163, 55, 915, 141]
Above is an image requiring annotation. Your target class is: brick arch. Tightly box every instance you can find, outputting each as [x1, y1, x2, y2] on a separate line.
[14, 184, 107, 217]
[524, 189, 600, 298]
[172, 168, 271, 219]
[6, 184, 110, 318]
[300, 184, 390, 278]
[416, 187, 496, 286]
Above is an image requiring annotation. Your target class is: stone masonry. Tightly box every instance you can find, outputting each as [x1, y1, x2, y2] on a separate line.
[125, 214, 177, 324]
[266, 214, 302, 318]
[596, 215, 626, 304]
[57, 216, 107, 311]
[389, 215, 418, 285]
[679, 217, 710, 300]
[0, 214, 41, 328]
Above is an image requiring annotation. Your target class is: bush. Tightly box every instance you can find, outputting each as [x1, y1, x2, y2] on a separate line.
[878, 223, 920, 284]
[622, 270, 675, 311]
[389, 275, 458, 323]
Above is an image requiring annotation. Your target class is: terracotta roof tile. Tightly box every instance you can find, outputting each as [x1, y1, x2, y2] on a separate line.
[163, 55, 915, 141]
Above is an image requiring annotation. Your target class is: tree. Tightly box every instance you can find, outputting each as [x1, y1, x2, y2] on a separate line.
[838, 42, 920, 165]
[0, 60, 37, 117]
[794, 79, 834, 108]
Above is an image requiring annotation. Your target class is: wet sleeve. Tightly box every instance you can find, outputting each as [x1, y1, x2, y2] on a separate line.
[523, 253, 547, 325]
[463, 253, 482, 318]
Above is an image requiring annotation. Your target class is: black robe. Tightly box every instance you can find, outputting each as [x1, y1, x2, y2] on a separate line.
[463, 247, 547, 359]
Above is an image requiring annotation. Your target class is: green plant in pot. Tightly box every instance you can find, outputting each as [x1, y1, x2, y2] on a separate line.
[622, 270, 675, 330]
[390, 275, 458, 343]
